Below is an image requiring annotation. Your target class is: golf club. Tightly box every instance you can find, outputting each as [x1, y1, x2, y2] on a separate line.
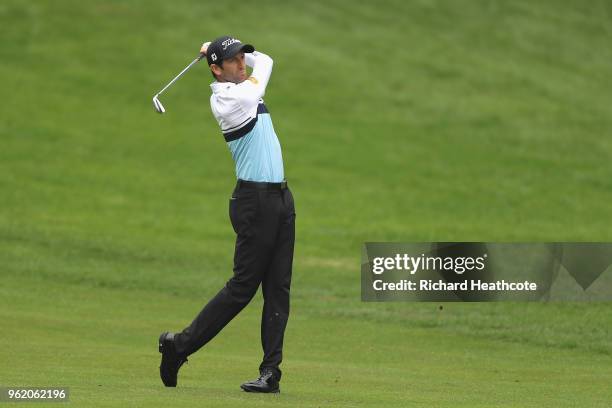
[152, 53, 205, 114]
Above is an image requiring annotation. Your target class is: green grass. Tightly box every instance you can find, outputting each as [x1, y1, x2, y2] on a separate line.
[1, 0, 612, 406]
[2, 276, 611, 407]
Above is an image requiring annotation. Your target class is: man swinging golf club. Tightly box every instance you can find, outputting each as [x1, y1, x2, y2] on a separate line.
[158, 36, 296, 394]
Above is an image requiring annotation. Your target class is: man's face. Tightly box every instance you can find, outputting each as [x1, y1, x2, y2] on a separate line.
[212, 52, 247, 84]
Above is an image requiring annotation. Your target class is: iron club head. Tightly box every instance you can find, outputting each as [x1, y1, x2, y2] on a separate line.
[152, 95, 165, 114]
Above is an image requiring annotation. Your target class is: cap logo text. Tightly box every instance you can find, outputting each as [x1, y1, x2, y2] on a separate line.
[222, 38, 241, 50]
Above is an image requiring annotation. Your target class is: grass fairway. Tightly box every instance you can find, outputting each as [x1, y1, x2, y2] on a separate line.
[3, 277, 611, 407]
[1, 0, 612, 406]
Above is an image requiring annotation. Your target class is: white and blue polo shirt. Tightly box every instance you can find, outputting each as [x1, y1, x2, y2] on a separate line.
[209, 51, 284, 183]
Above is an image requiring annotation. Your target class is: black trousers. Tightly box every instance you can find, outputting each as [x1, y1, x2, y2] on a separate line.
[174, 180, 295, 378]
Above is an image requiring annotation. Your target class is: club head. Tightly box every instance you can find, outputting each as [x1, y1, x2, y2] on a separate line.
[152, 95, 165, 114]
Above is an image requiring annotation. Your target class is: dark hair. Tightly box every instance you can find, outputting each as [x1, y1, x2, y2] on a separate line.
[210, 61, 223, 80]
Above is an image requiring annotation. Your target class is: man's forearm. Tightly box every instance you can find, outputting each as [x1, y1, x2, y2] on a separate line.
[246, 51, 273, 90]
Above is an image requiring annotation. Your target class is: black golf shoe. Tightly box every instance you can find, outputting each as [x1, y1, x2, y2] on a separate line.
[240, 368, 280, 393]
[158, 332, 187, 387]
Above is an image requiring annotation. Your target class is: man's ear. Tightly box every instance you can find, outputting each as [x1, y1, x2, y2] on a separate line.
[211, 64, 222, 77]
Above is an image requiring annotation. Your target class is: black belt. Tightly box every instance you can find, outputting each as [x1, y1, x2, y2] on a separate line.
[236, 179, 288, 191]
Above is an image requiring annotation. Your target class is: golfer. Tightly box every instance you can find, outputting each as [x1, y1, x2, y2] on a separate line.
[158, 36, 295, 394]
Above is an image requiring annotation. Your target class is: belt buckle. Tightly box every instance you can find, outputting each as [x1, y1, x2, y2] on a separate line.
[280, 180, 287, 190]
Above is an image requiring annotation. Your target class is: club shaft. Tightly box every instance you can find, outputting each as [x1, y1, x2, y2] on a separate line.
[156, 56, 202, 97]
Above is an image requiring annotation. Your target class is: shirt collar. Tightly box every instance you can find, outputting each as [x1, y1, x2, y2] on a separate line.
[210, 81, 235, 93]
